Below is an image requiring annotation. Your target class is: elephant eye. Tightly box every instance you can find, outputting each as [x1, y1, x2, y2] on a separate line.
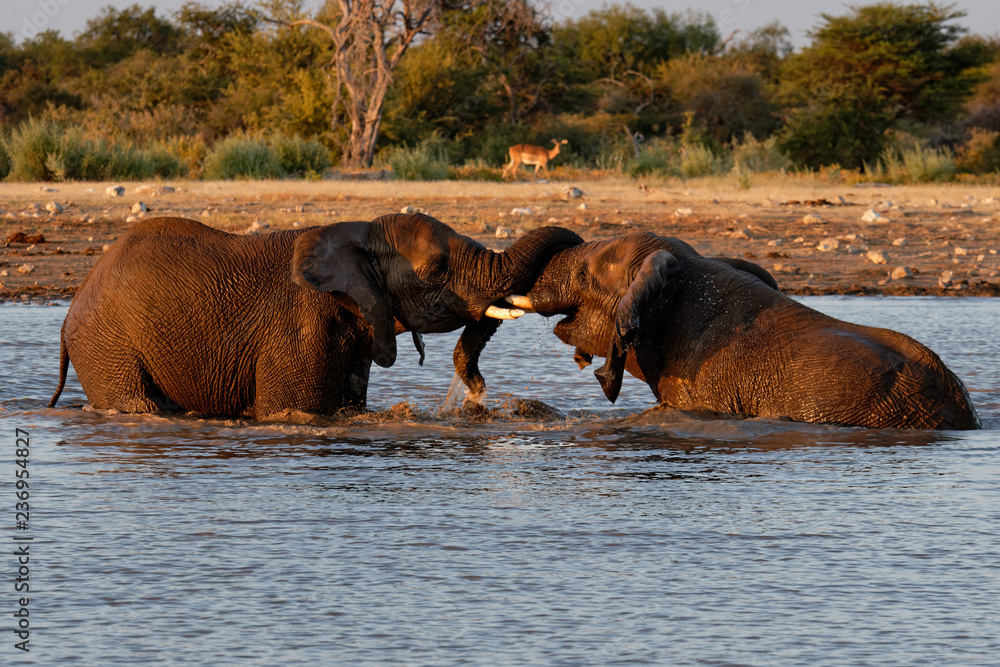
[419, 256, 449, 283]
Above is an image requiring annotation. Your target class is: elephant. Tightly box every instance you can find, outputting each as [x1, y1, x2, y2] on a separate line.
[48, 214, 582, 419]
[511, 231, 980, 430]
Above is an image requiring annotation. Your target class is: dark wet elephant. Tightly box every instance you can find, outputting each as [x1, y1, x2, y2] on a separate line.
[512, 232, 979, 430]
[49, 214, 581, 419]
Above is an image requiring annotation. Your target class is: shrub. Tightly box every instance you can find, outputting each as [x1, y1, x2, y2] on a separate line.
[158, 135, 208, 179]
[678, 143, 725, 178]
[626, 137, 678, 177]
[731, 133, 790, 173]
[44, 132, 111, 181]
[202, 136, 284, 179]
[900, 146, 956, 182]
[379, 141, 450, 181]
[956, 128, 1000, 173]
[5, 118, 61, 181]
[0, 140, 10, 180]
[269, 135, 330, 176]
[866, 146, 956, 183]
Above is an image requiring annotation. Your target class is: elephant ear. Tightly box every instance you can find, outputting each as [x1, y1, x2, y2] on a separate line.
[292, 222, 397, 368]
[594, 250, 676, 403]
[711, 257, 779, 291]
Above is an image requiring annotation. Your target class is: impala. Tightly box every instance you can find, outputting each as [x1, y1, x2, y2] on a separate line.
[502, 139, 568, 180]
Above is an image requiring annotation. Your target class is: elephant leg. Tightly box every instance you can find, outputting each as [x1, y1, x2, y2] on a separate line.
[76, 354, 175, 413]
[453, 317, 501, 401]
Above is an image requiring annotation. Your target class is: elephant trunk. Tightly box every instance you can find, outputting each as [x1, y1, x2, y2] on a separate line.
[471, 226, 584, 309]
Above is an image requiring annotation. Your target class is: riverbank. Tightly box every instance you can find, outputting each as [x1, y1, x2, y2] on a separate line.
[3, 177, 1000, 303]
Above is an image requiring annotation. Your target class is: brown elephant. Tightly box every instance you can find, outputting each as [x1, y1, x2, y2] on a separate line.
[512, 232, 979, 430]
[49, 214, 581, 418]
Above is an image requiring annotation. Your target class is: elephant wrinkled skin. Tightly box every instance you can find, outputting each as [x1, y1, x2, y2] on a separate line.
[523, 232, 980, 430]
[49, 214, 580, 418]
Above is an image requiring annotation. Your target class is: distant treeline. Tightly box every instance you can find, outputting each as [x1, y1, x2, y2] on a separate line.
[1, 0, 1000, 181]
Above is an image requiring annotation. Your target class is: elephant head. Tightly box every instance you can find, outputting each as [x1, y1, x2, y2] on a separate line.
[517, 231, 979, 430]
[291, 212, 583, 396]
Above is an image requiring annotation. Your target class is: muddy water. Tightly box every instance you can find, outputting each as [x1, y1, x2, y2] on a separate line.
[1, 297, 998, 665]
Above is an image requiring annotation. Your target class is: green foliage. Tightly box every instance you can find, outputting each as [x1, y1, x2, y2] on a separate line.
[76, 4, 183, 66]
[778, 2, 986, 169]
[0, 139, 10, 180]
[5, 118, 61, 181]
[202, 136, 284, 180]
[731, 133, 790, 173]
[966, 61, 1000, 130]
[656, 54, 777, 144]
[3, 118, 186, 181]
[269, 135, 330, 175]
[777, 97, 893, 169]
[956, 128, 1000, 172]
[378, 140, 451, 181]
[865, 146, 956, 183]
[626, 138, 678, 177]
[553, 6, 719, 79]
[3, 1, 1000, 179]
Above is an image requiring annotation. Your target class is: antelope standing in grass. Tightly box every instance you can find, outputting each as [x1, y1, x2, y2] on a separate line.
[502, 139, 568, 180]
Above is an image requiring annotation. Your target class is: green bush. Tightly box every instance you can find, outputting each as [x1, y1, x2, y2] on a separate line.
[140, 145, 188, 179]
[0, 140, 10, 180]
[202, 136, 284, 179]
[731, 133, 790, 173]
[678, 143, 726, 178]
[868, 146, 956, 183]
[379, 141, 450, 181]
[43, 132, 110, 181]
[269, 135, 330, 176]
[5, 118, 61, 181]
[627, 137, 678, 177]
[956, 128, 1000, 173]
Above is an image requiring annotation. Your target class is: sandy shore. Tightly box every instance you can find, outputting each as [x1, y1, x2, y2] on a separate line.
[3, 176, 1000, 304]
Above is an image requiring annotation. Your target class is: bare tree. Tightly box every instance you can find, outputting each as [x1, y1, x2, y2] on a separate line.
[284, 1, 445, 168]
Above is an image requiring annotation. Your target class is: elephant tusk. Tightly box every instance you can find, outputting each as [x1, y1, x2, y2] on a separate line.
[485, 305, 525, 320]
[504, 294, 535, 311]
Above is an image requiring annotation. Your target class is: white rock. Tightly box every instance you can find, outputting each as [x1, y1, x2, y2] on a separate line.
[577, 203, 588, 211]
[45, 201, 64, 214]
[730, 228, 752, 240]
[563, 186, 583, 199]
[939, 270, 954, 287]
[817, 238, 840, 252]
[674, 207, 694, 217]
[131, 201, 147, 214]
[495, 226, 512, 239]
[801, 214, 822, 224]
[244, 220, 270, 235]
[953, 247, 968, 256]
[867, 249, 889, 264]
[892, 237, 907, 247]
[125, 215, 138, 223]
[0, 270, 8, 277]
[891, 266, 913, 280]
[767, 239, 783, 246]
[860, 209, 885, 222]
[400, 205, 426, 214]
[510, 208, 533, 216]
[18, 263, 35, 275]
[106, 185, 125, 198]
